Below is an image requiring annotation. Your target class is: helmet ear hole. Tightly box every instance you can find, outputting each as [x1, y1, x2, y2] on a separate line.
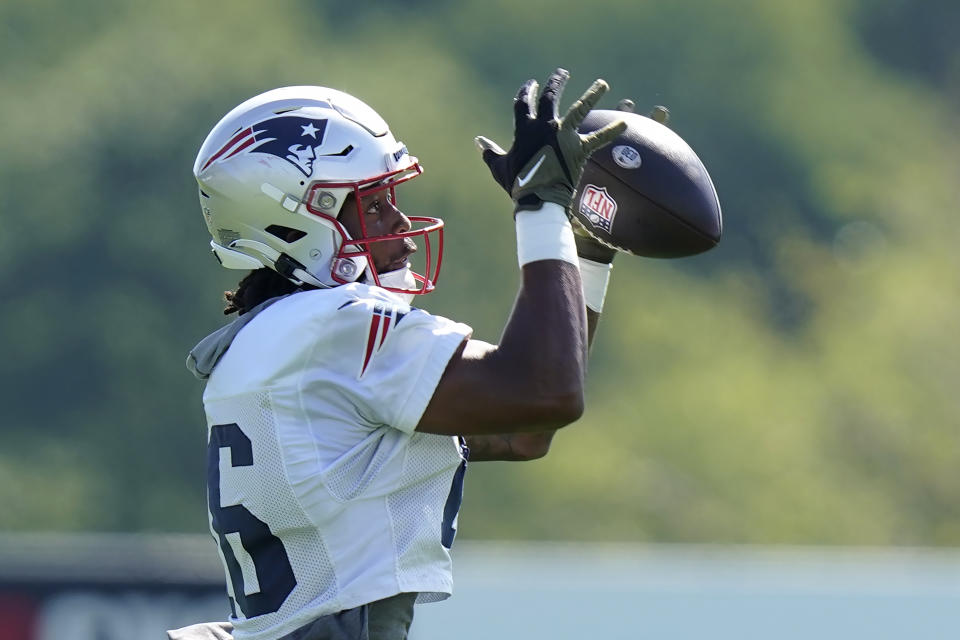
[265, 225, 307, 243]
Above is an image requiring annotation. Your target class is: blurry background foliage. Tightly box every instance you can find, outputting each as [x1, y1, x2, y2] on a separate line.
[0, 0, 957, 545]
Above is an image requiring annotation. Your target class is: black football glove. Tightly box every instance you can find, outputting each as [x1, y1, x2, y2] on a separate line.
[475, 68, 626, 213]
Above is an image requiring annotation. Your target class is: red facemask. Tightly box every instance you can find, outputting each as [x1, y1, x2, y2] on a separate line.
[304, 163, 444, 296]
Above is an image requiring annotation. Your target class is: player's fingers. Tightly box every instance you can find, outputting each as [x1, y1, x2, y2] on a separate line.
[514, 79, 538, 122]
[581, 119, 626, 154]
[649, 105, 670, 125]
[475, 136, 511, 189]
[474, 135, 506, 157]
[537, 68, 569, 122]
[562, 79, 610, 129]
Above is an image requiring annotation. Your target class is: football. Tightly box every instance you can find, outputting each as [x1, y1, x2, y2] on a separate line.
[574, 109, 722, 258]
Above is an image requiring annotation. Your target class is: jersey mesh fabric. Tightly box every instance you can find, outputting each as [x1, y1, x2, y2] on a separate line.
[389, 433, 461, 603]
[212, 391, 338, 639]
[322, 428, 396, 501]
[199, 285, 472, 640]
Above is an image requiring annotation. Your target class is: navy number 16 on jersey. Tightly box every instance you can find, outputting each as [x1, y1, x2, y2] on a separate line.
[208, 423, 297, 618]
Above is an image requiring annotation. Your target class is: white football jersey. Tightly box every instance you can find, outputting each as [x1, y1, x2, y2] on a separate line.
[195, 284, 472, 640]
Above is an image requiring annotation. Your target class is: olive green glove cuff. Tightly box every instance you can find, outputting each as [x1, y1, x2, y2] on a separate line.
[573, 223, 617, 264]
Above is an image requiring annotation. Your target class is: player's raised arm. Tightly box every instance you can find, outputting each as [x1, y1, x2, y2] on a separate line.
[416, 69, 625, 438]
[444, 98, 725, 460]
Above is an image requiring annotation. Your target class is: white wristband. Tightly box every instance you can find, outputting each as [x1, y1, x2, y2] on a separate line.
[579, 257, 612, 313]
[515, 202, 580, 268]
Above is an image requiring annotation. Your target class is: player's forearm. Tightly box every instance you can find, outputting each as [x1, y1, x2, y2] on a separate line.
[417, 258, 587, 435]
[493, 258, 588, 421]
[575, 240, 613, 352]
[586, 307, 601, 351]
[467, 307, 598, 459]
[464, 430, 556, 462]
[462, 307, 595, 461]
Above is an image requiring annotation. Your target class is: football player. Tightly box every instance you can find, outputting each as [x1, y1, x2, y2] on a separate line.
[170, 69, 624, 640]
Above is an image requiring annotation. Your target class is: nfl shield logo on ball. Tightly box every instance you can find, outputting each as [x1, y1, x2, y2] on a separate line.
[612, 145, 642, 169]
[580, 185, 618, 232]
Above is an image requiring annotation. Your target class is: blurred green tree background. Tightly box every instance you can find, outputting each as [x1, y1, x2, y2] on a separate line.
[0, 0, 957, 545]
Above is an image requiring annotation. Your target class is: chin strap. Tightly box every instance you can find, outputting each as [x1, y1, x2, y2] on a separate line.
[375, 266, 417, 304]
[212, 239, 332, 289]
[274, 253, 330, 289]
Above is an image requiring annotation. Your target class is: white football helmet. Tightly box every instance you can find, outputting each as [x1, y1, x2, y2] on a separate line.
[193, 86, 443, 296]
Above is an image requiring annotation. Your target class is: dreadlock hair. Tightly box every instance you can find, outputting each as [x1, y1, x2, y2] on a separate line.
[223, 268, 300, 315]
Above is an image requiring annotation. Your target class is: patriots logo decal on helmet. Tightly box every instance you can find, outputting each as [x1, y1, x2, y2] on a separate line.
[200, 116, 329, 177]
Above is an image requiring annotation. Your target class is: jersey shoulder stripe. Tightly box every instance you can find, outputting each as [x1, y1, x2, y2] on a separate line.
[358, 302, 408, 378]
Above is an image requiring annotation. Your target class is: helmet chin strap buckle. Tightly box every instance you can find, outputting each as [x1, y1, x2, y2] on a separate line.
[274, 253, 303, 280]
[276, 253, 329, 289]
[219, 238, 327, 288]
